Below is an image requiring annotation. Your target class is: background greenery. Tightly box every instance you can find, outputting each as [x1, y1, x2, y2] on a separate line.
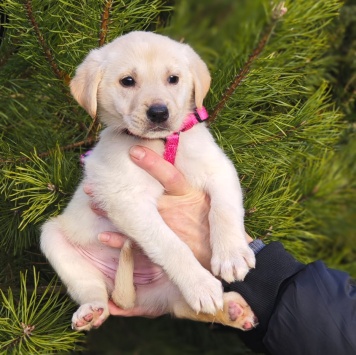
[0, 0, 355, 353]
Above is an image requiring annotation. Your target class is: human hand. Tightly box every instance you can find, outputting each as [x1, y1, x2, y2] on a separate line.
[127, 146, 253, 253]
[129, 145, 213, 269]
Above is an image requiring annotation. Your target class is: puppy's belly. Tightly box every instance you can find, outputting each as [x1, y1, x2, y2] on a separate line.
[73, 242, 119, 281]
[57, 190, 176, 313]
[74, 243, 164, 286]
[71, 240, 176, 314]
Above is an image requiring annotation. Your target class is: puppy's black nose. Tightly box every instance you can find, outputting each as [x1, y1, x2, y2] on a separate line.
[147, 105, 169, 123]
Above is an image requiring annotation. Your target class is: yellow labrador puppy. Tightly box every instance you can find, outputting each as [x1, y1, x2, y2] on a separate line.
[40, 31, 256, 331]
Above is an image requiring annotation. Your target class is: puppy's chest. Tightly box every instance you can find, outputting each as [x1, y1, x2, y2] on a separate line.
[90, 127, 223, 190]
[174, 130, 221, 188]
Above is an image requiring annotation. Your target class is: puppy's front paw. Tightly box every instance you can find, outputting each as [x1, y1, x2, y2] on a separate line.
[220, 291, 258, 330]
[211, 241, 255, 283]
[182, 270, 224, 315]
[71, 302, 109, 331]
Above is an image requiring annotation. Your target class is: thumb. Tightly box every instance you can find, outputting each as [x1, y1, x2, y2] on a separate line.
[98, 232, 127, 248]
[129, 146, 190, 196]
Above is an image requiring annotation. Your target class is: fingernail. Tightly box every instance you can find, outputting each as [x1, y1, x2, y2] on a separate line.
[98, 233, 110, 242]
[83, 184, 92, 195]
[129, 146, 146, 160]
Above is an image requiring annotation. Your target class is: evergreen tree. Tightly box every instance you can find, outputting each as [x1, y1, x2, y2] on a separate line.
[0, 0, 355, 353]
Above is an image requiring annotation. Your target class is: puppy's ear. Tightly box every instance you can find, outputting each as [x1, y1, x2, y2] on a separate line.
[70, 49, 104, 118]
[185, 46, 211, 109]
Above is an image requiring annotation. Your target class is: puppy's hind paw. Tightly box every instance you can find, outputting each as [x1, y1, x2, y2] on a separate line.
[221, 292, 258, 331]
[71, 302, 109, 331]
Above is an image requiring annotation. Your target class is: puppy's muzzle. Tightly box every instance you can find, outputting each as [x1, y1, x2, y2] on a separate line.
[147, 105, 169, 123]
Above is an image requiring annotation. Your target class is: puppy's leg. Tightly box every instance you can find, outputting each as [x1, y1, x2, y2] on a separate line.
[112, 239, 136, 309]
[40, 219, 110, 331]
[207, 165, 256, 283]
[106, 200, 223, 315]
[172, 292, 258, 331]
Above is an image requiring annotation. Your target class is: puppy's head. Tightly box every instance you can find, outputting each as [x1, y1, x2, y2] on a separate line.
[70, 31, 211, 138]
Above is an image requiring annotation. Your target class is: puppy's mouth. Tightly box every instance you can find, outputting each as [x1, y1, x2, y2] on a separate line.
[127, 121, 178, 140]
[148, 124, 172, 135]
[125, 125, 174, 140]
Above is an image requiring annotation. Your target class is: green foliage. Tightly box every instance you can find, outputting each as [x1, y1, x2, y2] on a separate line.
[330, 0, 356, 123]
[0, 0, 355, 353]
[3, 148, 79, 229]
[0, 147, 80, 254]
[0, 268, 84, 354]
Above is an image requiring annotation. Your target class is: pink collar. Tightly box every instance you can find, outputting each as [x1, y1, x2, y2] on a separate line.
[163, 107, 209, 164]
[79, 107, 210, 166]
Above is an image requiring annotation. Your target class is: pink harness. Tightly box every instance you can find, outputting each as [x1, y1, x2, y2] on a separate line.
[163, 107, 209, 164]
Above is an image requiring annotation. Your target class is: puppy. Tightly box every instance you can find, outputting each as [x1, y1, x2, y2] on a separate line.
[40, 31, 256, 331]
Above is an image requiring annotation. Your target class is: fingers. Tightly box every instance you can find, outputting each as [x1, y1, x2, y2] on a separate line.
[98, 232, 127, 248]
[245, 233, 254, 244]
[83, 183, 94, 196]
[84, 186, 128, 249]
[89, 202, 107, 217]
[83, 183, 107, 216]
[129, 146, 190, 196]
[108, 300, 161, 318]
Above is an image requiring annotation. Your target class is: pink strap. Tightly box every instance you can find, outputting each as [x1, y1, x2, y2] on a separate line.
[163, 107, 209, 164]
[163, 134, 180, 164]
[181, 107, 209, 131]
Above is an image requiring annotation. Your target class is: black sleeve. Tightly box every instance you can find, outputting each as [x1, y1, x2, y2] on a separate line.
[224, 242, 356, 355]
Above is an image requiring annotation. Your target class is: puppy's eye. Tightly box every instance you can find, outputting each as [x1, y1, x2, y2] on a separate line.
[168, 75, 179, 85]
[120, 76, 136, 87]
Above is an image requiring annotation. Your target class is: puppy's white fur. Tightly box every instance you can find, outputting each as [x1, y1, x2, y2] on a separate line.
[40, 31, 255, 331]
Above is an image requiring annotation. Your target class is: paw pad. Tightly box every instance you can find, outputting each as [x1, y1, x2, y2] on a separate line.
[228, 301, 243, 321]
[72, 304, 108, 331]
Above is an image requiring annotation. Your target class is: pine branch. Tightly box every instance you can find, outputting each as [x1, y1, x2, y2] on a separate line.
[89, 1, 117, 136]
[209, 2, 287, 123]
[0, 136, 96, 165]
[0, 268, 85, 353]
[0, 284, 65, 297]
[88, 0, 116, 136]
[1, 147, 81, 232]
[24, 0, 70, 85]
[99, 0, 113, 47]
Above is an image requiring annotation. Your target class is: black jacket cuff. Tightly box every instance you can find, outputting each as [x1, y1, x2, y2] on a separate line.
[223, 241, 305, 353]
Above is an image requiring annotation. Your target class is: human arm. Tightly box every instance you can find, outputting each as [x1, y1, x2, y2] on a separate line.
[231, 242, 356, 355]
